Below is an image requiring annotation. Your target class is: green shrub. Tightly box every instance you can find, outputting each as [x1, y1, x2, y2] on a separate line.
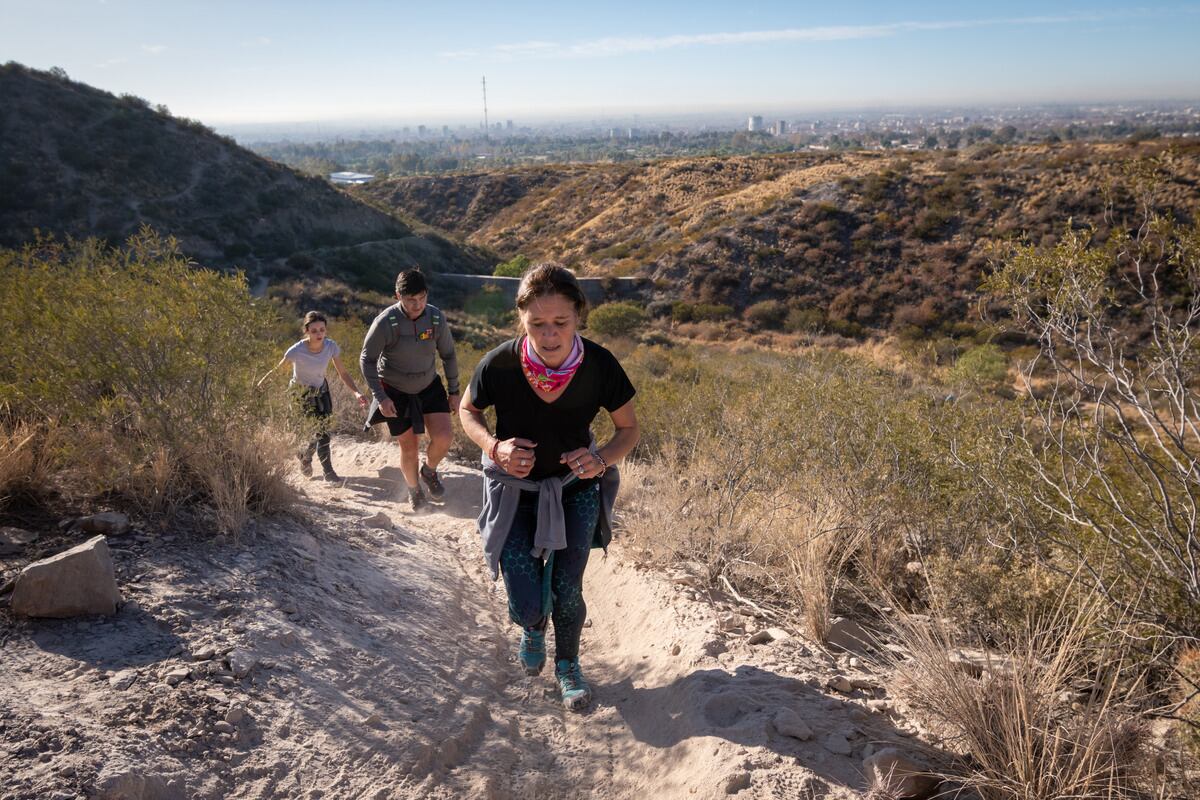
[0, 229, 293, 530]
[744, 299, 786, 329]
[948, 344, 1009, 390]
[785, 307, 826, 333]
[587, 301, 647, 337]
[493, 254, 530, 278]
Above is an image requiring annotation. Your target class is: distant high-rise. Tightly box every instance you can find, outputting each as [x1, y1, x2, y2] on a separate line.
[506, 120, 513, 130]
[417, 124, 426, 137]
[442, 125, 450, 136]
[748, 115, 764, 132]
[775, 120, 788, 135]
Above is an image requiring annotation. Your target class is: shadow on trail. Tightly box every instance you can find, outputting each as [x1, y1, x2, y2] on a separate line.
[607, 663, 934, 791]
[25, 603, 185, 670]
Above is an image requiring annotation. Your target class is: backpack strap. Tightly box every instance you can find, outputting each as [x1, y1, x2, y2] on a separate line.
[386, 305, 441, 337]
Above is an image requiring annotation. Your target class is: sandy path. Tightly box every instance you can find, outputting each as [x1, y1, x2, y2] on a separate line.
[1, 438, 915, 799]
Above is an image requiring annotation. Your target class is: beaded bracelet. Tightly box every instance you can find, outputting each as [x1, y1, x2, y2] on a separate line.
[593, 451, 608, 477]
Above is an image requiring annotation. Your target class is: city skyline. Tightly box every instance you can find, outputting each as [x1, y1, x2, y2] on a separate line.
[3, 1, 1199, 126]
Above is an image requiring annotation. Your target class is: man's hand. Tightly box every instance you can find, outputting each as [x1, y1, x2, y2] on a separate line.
[448, 393, 461, 414]
[379, 398, 398, 418]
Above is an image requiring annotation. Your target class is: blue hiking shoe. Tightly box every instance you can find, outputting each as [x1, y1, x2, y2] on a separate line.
[555, 659, 592, 711]
[519, 628, 546, 675]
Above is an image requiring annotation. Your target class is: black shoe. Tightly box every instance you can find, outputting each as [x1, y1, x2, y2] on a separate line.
[410, 488, 428, 511]
[321, 470, 342, 482]
[419, 463, 445, 499]
[298, 453, 313, 478]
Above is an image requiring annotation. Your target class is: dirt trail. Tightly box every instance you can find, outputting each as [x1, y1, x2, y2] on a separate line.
[1, 438, 917, 799]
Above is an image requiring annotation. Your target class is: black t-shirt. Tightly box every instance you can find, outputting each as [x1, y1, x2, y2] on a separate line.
[469, 337, 636, 481]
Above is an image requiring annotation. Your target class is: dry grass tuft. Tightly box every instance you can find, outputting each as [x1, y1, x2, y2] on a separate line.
[192, 427, 297, 537]
[0, 423, 59, 506]
[890, 595, 1153, 799]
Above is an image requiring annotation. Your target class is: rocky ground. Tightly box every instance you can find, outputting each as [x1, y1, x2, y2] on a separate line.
[2, 437, 941, 799]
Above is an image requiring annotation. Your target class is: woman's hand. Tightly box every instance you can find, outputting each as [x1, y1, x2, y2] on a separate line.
[560, 447, 605, 480]
[497, 437, 537, 478]
[354, 391, 368, 409]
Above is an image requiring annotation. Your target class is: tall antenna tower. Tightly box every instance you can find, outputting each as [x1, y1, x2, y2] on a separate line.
[481, 75, 489, 135]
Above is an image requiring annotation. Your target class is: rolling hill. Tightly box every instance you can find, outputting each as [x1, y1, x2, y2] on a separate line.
[0, 63, 493, 293]
[360, 143, 1200, 331]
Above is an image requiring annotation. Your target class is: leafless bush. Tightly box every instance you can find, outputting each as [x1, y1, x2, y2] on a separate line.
[980, 157, 1200, 639]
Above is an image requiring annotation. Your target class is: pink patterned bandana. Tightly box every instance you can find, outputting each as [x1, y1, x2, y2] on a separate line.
[522, 334, 584, 393]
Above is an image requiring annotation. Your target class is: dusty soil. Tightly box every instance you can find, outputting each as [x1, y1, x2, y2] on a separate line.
[2, 438, 925, 799]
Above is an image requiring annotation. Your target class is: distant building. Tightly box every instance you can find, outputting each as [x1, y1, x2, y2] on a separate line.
[627, 127, 640, 140]
[774, 120, 787, 135]
[417, 124, 426, 137]
[442, 125, 449, 136]
[329, 172, 375, 185]
[608, 128, 619, 140]
[748, 115, 764, 132]
[506, 120, 513, 130]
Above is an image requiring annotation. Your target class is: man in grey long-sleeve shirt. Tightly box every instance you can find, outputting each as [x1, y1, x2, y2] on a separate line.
[360, 269, 459, 510]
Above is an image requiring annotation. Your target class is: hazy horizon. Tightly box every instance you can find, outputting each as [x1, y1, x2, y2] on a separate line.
[4, 1, 1199, 127]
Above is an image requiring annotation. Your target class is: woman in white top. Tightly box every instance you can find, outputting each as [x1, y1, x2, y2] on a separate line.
[259, 311, 367, 480]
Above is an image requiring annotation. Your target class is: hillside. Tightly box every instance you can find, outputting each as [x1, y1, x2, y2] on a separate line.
[360, 143, 1200, 331]
[0, 63, 492, 291]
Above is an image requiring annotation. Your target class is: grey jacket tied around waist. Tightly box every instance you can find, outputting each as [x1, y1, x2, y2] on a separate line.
[477, 454, 620, 579]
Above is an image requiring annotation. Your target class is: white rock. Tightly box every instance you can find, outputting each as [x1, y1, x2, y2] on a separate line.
[108, 670, 137, 690]
[11, 535, 122, 618]
[360, 512, 393, 530]
[747, 630, 773, 645]
[821, 733, 852, 755]
[825, 617, 872, 653]
[224, 705, 246, 725]
[213, 721, 235, 734]
[191, 646, 216, 662]
[863, 748, 939, 799]
[828, 675, 853, 693]
[94, 769, 174, 800]
[773, 708, 812, 740]
[228, 648, 258, 678]
[164, 667, 191, 686]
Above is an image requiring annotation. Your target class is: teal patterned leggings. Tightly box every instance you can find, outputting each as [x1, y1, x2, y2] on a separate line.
[499, 483, 600, 662]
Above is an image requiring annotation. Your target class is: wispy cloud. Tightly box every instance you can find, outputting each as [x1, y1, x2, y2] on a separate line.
[440, 12, 1120, 60]
[141, 44, 167, 55]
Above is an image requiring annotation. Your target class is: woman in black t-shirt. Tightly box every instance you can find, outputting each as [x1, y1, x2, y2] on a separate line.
[459, 264, 639, 711]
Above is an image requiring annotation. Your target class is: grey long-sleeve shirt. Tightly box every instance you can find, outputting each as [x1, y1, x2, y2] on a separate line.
[359, 303, 459, 400]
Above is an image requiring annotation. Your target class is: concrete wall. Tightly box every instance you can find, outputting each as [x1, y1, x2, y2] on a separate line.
[434, 273, 646, 306]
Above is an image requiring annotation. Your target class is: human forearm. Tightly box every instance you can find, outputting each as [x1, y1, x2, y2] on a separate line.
[597, 423, 639, 467]
[458, 401, 495, 453]
[333, 359, 362, 394]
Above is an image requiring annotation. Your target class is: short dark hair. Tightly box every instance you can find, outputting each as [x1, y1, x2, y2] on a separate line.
[302, 310, 327, 331]
[395, 268, 427, 296]
[516, 263, 587, 317]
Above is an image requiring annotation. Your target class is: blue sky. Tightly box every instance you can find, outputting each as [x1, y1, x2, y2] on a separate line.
[3, 1, 1199, 125]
